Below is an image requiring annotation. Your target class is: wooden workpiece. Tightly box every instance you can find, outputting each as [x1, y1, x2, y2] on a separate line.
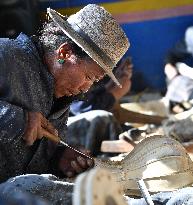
[96, 135, 193, 196]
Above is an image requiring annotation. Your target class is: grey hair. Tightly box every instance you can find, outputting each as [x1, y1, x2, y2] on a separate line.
[39, 20, 90, 59]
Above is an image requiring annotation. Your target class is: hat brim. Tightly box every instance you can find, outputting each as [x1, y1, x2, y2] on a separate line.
[47, 8, 121, 87]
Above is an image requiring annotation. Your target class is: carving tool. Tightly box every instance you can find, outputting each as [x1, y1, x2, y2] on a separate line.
[42, 129, 93, 160]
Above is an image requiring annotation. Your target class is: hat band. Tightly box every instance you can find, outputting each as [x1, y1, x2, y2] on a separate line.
[67, 21, 114, 68]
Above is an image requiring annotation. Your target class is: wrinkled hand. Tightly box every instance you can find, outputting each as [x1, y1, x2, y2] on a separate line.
[23, 112, 58, 146]
[106, 56, 133, 100]
[58, 146, 94, 178]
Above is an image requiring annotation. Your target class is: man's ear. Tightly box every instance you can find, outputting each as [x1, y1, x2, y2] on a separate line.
[57, 43, 73, 60]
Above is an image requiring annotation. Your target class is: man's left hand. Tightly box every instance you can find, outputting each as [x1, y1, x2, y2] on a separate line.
[58, 146, 94, 177]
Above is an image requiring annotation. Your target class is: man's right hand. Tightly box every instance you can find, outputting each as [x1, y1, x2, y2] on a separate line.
[23, 112, 58, 146]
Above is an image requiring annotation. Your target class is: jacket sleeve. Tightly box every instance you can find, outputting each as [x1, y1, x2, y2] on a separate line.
[0, 100, 26, 143]
[0, 52, 26, 142]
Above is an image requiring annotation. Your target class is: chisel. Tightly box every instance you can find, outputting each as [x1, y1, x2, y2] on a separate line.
[42, 129, 93, 160]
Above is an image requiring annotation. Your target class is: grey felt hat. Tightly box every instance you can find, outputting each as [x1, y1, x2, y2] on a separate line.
[47, 4, 129, 87]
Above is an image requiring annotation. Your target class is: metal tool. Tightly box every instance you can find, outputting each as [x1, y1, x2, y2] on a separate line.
[137, 179, 154, 205]
[42, 129, 93, 160]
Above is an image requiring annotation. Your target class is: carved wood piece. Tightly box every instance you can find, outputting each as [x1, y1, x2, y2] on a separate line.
[96, 135, 193, 196]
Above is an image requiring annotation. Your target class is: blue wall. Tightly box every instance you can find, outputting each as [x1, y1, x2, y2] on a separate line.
[39, 0, 118, 10]
[122, 15, 193, 90]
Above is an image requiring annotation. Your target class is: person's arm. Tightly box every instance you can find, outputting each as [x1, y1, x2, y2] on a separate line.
[0, 79, 58, 146]
[105, 74, 131, 101]
[105, 56, 132, 100]
[0, 100, 26, 142]
[0, 99, 59, 145]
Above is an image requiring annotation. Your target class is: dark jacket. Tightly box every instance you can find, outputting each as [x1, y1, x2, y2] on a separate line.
[70, 80, 115, 116]
[0, 33, 70, 182]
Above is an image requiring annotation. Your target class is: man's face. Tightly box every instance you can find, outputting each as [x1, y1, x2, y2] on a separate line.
[54, 58, 106, 98]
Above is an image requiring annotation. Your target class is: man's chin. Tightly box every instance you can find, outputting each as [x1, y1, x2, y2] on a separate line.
[55, 90, 83, 98]
[66, 93, 73, 97]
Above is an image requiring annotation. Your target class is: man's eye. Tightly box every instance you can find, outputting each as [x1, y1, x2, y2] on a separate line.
[86, 76, 93, 81]
[85, 75, 100, 82]
[86, 76, 95, 82]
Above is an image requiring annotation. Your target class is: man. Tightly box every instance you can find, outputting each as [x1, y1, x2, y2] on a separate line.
[0, 4, 129, 181]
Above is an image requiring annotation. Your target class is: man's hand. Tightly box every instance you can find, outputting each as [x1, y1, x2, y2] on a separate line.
[105, 56, 133, 100]
[58, 146, 94, 178]
[23, 112, 58, 146]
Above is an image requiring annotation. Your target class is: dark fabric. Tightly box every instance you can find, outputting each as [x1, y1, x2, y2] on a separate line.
[66, 110, 122, 156]
[0, 33, 71, 182]
[68, 82, 119, 156]
[70, 85, 116, 116]
[165, 40, 193, 67]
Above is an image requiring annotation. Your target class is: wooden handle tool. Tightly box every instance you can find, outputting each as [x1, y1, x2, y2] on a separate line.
[42, 129, 93, 160]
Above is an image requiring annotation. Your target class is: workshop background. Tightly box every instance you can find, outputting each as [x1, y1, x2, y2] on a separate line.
[1, 0, 193, 91]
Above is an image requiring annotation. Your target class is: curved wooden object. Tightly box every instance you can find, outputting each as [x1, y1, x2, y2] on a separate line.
[96, 135, 193, 196]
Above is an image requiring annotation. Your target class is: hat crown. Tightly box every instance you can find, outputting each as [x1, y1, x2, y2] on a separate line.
[67, 4, 129, 67]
